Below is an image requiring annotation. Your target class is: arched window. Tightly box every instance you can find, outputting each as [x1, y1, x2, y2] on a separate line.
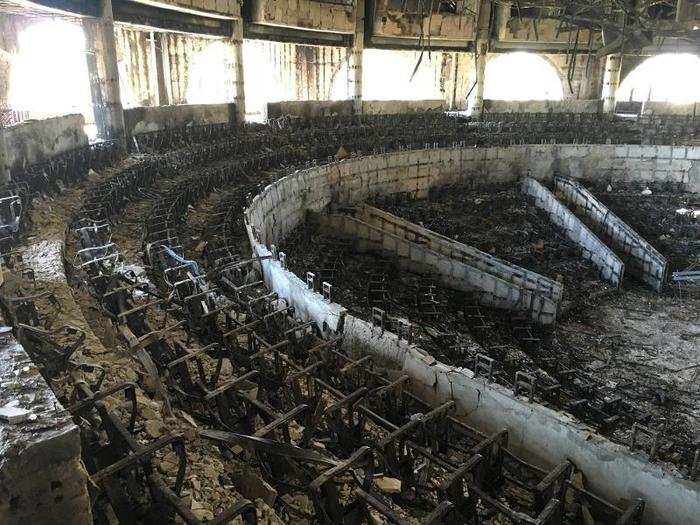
[186, 40, 236, 104]
[9, 19, 92, 122]
[362, 49, 443, 101]
[329, 62, 349, 101]
[483, 52, 563, 101]
[617, 53, 700, 104]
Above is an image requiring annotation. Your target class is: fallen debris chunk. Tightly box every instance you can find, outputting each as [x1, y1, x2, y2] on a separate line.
[230, 467, 278, 506]
[143, 419, 166, 438]
[374, 476, 402, 494]
[675, 208, 699, 218]
[0, 405, 31, 424]
[190, 496, 214, 522]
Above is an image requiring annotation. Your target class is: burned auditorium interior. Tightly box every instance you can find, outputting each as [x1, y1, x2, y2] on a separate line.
[0, 1, 699, 524]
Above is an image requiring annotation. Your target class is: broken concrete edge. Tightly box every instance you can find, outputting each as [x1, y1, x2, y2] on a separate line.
[319, 212, 557, 324]
[522, 177, 626, 287]
[340, 315, 700, 525]
[553, 176, 668, 292]
[246, 222, 346, 334]
[0, 330, 92, 525]
[353, 203, 564, 303]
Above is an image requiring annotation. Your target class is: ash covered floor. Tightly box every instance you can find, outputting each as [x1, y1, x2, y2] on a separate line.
[372, 183, 608, 305]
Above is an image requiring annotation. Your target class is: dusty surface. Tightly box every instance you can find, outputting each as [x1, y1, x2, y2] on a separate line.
[559, 289, 700, 453]
[0, 324, 74, 455]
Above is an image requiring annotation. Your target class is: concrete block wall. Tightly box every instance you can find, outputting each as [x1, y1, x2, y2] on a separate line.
[352, 204, 562, 303]
[361, 99, 446, 114]
[554, 176, 668, 291]
[0, 330, 91, 525]
[266, 100, 354, 119]
[320, 212, 558, 323]
[522, 177, 625, 287]
[642, 101, 699, 116]
[123, 103, 237, 136]
[265, 99, 445, 119]
[483, 99, 602, 114]
[553, 144, 700, 193]
[0, 114, 88, 180]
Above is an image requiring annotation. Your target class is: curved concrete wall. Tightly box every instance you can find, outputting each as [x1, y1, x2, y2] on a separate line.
[244, 144, 700, 524]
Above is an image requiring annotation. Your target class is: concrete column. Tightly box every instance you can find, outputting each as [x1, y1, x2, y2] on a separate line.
[0, 128, 8, 183]
[675, 0, 692, 22]
[468, 0, 491, 116]
[83, 0, 125, 142]
[447, 52, 459, 110]
[348, 0, 364, 115]
[231, 18, 246, 124]
[155, 33, 172, 106]
[149, 31, 169, 106]
[468, 44, 487, 115]
[602, 54, 622, 114]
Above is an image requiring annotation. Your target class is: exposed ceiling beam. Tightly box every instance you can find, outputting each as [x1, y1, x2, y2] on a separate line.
[244, 23, 353, 47]
[128, 0, 235, 20]
[0, 0, 99, 17]
[112, 0, 232, 37]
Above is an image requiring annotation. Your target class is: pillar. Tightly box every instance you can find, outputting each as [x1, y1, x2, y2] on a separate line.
[675, 0, 692, 22]
[348, 0, 364, 115]
[469, 44, 487, 115]
[231, 18, 246, 124]
[83, 0, 125, 142]
[447, 52, 459, 110]
[468, 0, 491, 116]
[0, 128, 8, 183]
[602, 54, 622, 114]
[149, 32, 169, 106]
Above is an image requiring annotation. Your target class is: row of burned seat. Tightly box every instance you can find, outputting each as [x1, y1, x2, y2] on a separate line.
[479, 112, 698, 144]
[460, 302, 699, 477]
[183, 179, 649, 524]
[0, 140, 123, 252]
[68, 130, 317, 522]
[59, 119, 458, 521]
[68, 213, 262, 523]
[57, 112, 656, 522]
